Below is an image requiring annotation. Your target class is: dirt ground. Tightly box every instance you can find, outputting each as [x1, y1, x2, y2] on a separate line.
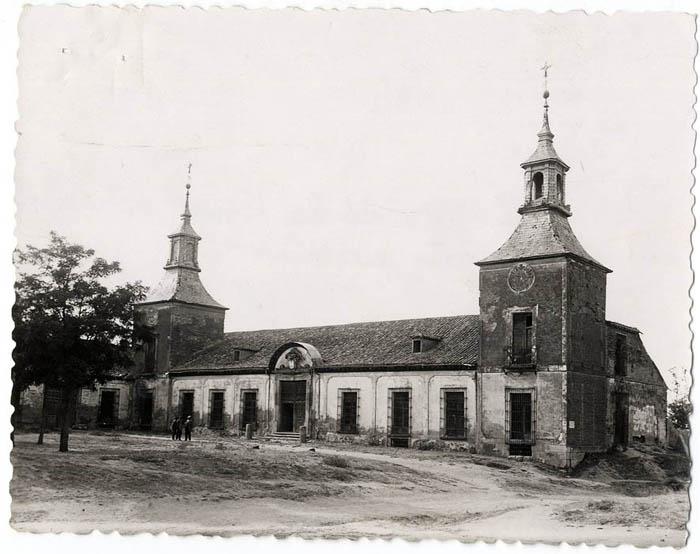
[10, 431, 689, 546]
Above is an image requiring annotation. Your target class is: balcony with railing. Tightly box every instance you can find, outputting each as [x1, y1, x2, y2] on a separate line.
[504, 345, 537, 370]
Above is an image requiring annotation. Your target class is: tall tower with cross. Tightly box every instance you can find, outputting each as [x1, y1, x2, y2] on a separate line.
[133, 167, 227, 394]
[475, 68, 613, 465]
[519, 62, 570, 215]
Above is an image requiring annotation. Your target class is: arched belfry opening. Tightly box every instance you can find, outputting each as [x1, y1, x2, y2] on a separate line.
[533, 172, 544, 199]
[556, 174, 563, 203]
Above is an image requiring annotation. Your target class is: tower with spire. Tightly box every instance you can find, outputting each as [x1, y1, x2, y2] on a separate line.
[475, 68, 612, 465]
[133, 178, 227, 385]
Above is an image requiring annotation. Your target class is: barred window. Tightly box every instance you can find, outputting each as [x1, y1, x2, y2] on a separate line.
[339, 391, 358, 434]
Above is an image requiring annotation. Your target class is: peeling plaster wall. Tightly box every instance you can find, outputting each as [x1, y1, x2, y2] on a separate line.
[318, 371, 476, 443]
[605, 326, 667, 446]
[478, 371, 568, 466]
[166, 370, 476, 444]
[74, 380, 132, 429]
[170, 375, 271, 434]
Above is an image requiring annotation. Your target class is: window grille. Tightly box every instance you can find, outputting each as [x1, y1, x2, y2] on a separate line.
[444, 390, 466, 439]
[338, 390, 359, 434]
[240, 390, 258, 431]
[505, 388, 536, 446]
[208, 390, 225, 428]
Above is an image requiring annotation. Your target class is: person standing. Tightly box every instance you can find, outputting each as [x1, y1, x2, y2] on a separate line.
[184, 415, 193, 441]
[171, 417, 180, 441]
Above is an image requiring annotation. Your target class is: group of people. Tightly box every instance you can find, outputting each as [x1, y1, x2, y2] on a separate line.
[171, 415, 193, 441]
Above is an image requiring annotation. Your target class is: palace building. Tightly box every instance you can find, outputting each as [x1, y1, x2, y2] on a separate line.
[17, 87, 668, 467]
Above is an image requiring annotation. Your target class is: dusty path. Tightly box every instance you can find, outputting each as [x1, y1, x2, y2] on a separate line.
[10, 432, 688, 546]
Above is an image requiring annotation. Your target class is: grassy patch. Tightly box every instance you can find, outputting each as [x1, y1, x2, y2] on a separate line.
[11, 433, 429, 506]
[323, 455, 350, 468]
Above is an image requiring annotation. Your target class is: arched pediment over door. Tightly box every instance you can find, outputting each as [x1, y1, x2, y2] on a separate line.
[268, 342, 323, 374]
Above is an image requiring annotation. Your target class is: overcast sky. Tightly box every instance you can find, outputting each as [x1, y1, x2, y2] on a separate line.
[15, 7, 695, 384]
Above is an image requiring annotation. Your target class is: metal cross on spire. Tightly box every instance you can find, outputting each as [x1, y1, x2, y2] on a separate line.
[541, 62, 552, 88]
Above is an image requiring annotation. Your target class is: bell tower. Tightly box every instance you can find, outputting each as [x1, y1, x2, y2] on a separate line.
[519, 83, 571, 217]
[133, 177, 227, 377]
[165, 184, 201, 271]
[475, 67, 612, 467]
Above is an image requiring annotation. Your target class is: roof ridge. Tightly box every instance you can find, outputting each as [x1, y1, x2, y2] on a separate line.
[174, 314, 481, 371]
[222, 314, 479, 336]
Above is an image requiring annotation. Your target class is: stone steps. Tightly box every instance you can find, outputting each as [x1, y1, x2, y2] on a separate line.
[268, 431, 301, 441]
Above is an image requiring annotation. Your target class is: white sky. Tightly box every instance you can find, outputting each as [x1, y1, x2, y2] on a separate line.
[14, 7, 695, 383]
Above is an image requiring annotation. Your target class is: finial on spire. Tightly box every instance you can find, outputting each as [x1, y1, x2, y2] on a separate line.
[183, 163, 192, 218]
[539, 62, 552, 133]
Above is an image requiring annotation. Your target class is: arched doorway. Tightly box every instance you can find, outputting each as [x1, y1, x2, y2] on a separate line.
[268, 342, 322, 434]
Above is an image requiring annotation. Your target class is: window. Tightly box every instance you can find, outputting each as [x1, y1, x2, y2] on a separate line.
[209, 391, 225, 428]
[339, 391, 358, 434]
[533, 172, 544, 199]
[505, 389, 536, 455]
[144, 336, 156, 371]
[512, 312, 534, 365]
[240, 390, 257, 431]
[412, 339, 422, 353]
[98, 389, 119, 428]
[615, 334, 628, 376]
[139, 391, 153, 429]
[389, 389, 412, 447]
[233, 349, 241, 362]
[180, 390, 194, 420]
[443, 390, 466, 439]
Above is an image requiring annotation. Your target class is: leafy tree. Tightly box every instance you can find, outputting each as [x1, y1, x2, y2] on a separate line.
[666, 366, 691, 431]
[668, 398, 691, 430]
[12, 232, 146, 452]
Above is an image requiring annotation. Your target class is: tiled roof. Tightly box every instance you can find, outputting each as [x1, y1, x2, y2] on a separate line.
[172, 315, 480, 372]
[522, 139, 566, 167]
[477, 208, 610, 271]
[521, 109, 569, 169]
[169, 217, 201, 239]
[139, 268, 227, 309]
[606, 320, 641, 334]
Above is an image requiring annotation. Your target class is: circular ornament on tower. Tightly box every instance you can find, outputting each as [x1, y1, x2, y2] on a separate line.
[507, 262, 536, 294]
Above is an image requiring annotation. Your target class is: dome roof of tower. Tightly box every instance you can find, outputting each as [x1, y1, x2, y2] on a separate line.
[139, 268, 227, 309]
[476, 209, 610, 272]
[522, 139, 568, 168]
